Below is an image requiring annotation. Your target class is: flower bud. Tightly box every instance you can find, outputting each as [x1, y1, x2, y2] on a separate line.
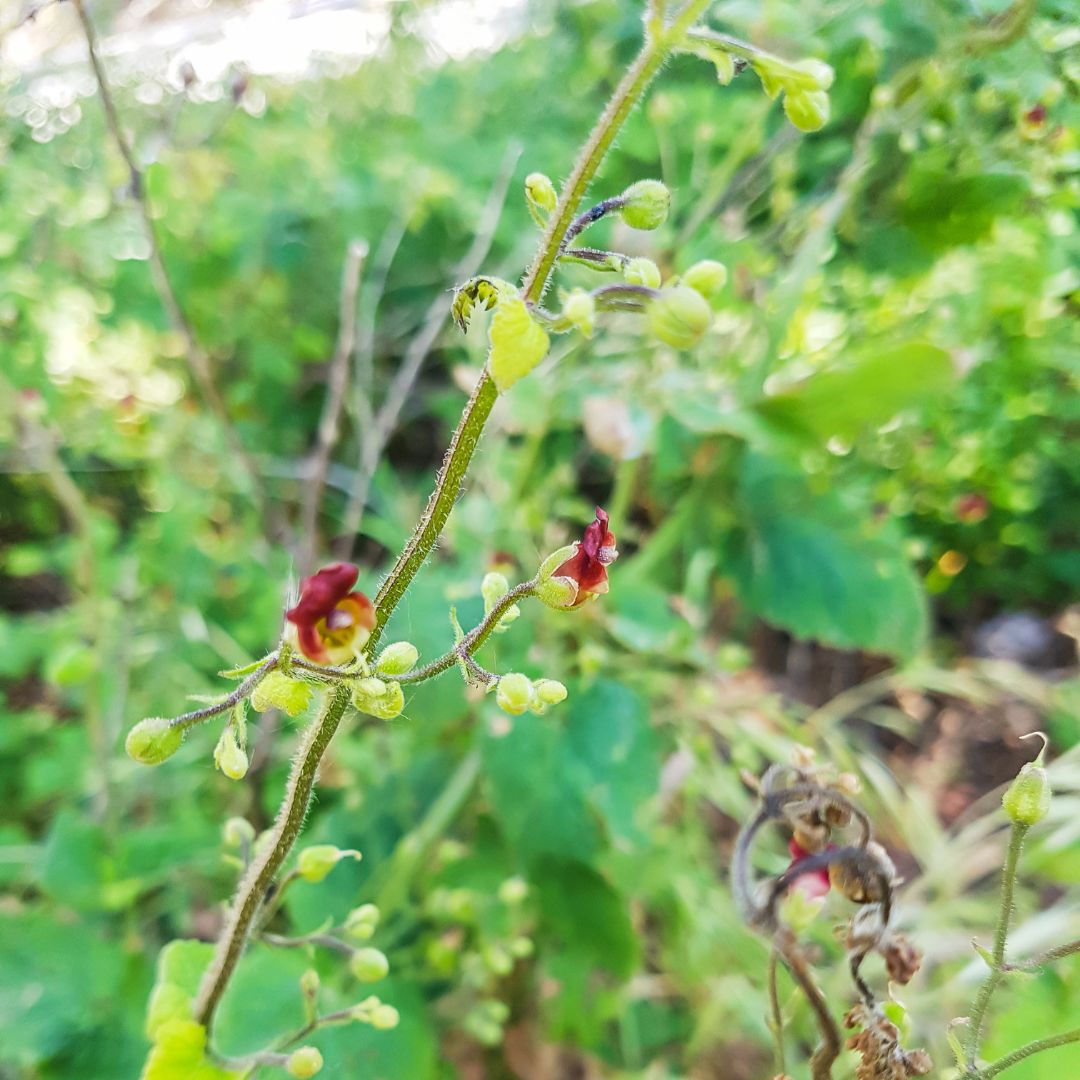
[487, 297, 550, 393]
[298, 844, 362, 883]
[560, 288, 596, 338]
[482, 943, 513, 976]
[481, 571, 510, 610]
[125, 717, 183, 765]
[300, 968, 320, 997]
[223, 816, 256, 848]
[350, 947, 390, 982]
[369, 1003, 401, 1030]
[344, 902, 381, 941]
[251, 670, 313, 716]
[1003, 761, 1051, 826]
[375, 642, 419, 676]
[286, 1047, 324, 1078]
[213, 727, 248, 781]
[618, 179, 670, 231]
[681, 259, 728, 299]
[525, 172, 557, 214]
[498, 876, 528, 904]
[495, 673, 535, 716]
[533, 575, 576, 610]
[352, 677, 405, 720]
[532, 679, 568, 706]
[784, 89, 830, 132]
[647, 285, 711, 349]
[623, 257, 662, 289]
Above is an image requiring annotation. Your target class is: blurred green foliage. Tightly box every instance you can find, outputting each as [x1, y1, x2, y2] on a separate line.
[1, 0, 1079, 1076]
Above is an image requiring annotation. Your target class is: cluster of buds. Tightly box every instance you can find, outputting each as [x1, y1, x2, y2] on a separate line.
[493, 672, 567, 716]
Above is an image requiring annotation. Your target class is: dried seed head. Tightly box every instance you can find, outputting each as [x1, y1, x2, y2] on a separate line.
[844, 1005, 931, 1079]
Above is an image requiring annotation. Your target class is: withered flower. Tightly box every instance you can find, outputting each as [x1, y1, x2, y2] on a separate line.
[286, 562, 375, 664]
[844, 1005, 931, 1080]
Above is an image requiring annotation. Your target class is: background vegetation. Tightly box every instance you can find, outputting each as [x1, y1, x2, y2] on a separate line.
[1, 0, 1078, 1076]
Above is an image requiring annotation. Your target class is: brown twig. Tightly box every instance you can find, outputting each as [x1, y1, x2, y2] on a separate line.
[72, 0, 286, 543]
[335, 140, 521, 555]
[298, 239, 368, 573]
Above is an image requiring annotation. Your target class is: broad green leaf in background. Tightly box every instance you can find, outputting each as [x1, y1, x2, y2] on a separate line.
[730, 453, 928, 658]
[755, 342, 955, 444]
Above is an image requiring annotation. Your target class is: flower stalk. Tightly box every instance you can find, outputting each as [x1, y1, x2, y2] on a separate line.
[189, 5, 710, 1037]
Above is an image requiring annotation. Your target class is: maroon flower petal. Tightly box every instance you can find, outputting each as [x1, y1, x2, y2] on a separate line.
[286, 563, 374, 663]
[552, 507, 618, 607]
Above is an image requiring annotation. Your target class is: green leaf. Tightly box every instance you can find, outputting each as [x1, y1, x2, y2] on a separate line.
[755, 343, 954, 444]
[141, 1020, 239, 1080]
[533, 858, 640, 979]
[146, 941, 214, 1040]
[731, 453, 928, 657]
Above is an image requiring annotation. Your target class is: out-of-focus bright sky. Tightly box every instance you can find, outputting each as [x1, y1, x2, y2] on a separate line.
[3, 0, 528, 129]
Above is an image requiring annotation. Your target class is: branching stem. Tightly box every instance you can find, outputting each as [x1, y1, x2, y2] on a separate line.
[181, 2, 711, 1039]
[965, 823, 1028, 1066]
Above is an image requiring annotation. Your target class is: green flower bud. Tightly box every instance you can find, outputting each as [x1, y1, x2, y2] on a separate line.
[647, 285, 711, 349]
[784, 89, 830, 132]
[510, 935, 534, 958]
[482, 944, 513, 975]
[623, 256, 662, 289]
[298, 844, 361, 883]
[481, 571, 510, 610]
[352, 677, 405, 720]
[498, 876, 528, 904]
[535, 576, 579, 610]
[495, 673, 535, 716]
[681, 259, 728, 299]
[251, 670, 312, 716]
[487, 297, 550, 393]
[369, 1003, 400, 1030]
[213, 727, 248, 781]
[525, 172, 557, 214]
[125, 717, 183, 765]
[1003, 762, 1051, 826]
[375, 642, 419, 676]
[223, 816, 255, 848]
[300, 968, 320, 997]
[560, 288, 596, 338]
[533, 679, 568, 706]
[344, 902, 381, 941]
[350, 947, 390, 982]
[286, 1047, 324, 1078]
[618, 179, 670, 231]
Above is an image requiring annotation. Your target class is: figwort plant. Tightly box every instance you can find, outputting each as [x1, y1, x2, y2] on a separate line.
[75, 0, 833, 1074]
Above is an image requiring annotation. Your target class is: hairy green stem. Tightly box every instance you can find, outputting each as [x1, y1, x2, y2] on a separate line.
[965, 823, 1028, 1066]
[194, 684, 351, 1031]
[970, 1029, 1080, 1079]
[1005, 938, 1080, 971]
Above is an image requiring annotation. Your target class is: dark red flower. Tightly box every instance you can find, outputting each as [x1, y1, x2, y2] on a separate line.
[786, 839, 835, 900]
[286, 562, 375, 664]
[1024, 103, 1047, 126]
[954, 493, 990, 523]
[551, 507, 619, 607]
